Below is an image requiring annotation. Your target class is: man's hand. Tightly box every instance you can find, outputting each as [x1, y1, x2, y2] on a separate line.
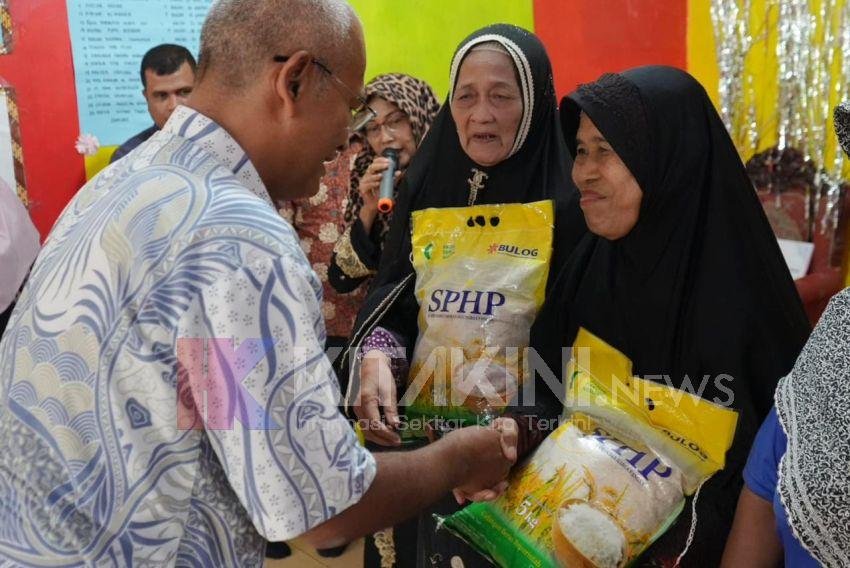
[301, 418, 518, 549]
[451, 416, 518, 503]
[444, 417, 518, 503]
[353, 350, 401, 446]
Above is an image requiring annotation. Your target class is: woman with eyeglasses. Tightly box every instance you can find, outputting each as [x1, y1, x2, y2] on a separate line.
[328, 74, 440, 296]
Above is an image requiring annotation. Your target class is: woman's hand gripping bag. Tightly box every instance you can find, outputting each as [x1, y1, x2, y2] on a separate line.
[442, 328, 739, 567]
[402, 200, 554, 430]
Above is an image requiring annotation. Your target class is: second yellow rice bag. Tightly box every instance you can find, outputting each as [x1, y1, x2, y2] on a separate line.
[443, 328, 739, 567]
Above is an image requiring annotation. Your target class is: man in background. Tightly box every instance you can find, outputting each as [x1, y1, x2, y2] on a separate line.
[110, 43, 196, 163]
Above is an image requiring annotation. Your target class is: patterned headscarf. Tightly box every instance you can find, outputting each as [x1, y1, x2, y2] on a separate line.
[835, 102, 850, 159]
[343, 73, 440, 241]
[775, 288, 850, 567]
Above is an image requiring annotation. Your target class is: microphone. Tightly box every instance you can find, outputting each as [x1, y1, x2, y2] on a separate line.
[377, 148, 400, 214]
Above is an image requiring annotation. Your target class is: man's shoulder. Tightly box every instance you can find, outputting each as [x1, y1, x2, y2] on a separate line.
[110, 125, 159, 163]
[95, 127, 302, 260]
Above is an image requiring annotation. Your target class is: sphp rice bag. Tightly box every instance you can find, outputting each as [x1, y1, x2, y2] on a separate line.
[401, 200, 554, 428]
[443, 328, 739, 567]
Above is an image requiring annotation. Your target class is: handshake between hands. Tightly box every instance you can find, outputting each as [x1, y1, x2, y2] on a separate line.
[354, 350, 519, 506]
[443, 416, 518, 505]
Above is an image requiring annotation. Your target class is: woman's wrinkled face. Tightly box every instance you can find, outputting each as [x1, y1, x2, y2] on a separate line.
[362, 96, 417, 168]
[572, 112, 643, 240]
[450, 49, 523, 167]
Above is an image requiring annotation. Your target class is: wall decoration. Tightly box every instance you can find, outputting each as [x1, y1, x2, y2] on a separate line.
[0, 0, 13, 54]
[0, 85, 26, 205]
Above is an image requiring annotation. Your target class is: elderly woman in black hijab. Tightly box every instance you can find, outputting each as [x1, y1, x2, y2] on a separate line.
[342, 24, 585, 452]
[532, 66, 811, 567]
[340, 23, 586, 567]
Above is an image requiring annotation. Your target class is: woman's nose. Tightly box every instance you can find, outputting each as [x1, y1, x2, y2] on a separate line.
[469, 101, 495, 123]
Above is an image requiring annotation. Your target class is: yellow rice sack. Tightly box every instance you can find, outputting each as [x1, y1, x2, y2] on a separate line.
[443, 328, 739, 567]
[402, 200, 554, 428]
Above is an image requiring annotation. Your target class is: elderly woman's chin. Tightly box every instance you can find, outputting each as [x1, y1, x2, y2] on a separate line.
[463, 140, 511, 167]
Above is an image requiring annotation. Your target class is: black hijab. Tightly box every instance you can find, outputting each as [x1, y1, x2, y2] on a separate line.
[533, 66, 811, 566]
[343, 24, 585, 367]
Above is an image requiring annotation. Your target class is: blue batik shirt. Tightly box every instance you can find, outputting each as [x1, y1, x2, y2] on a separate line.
[0, 106, 375, 567]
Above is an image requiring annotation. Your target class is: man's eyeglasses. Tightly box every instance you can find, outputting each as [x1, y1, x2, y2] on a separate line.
[273, 55, 376, 132]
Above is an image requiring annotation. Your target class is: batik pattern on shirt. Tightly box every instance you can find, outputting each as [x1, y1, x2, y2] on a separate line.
[0, 106, 375, 567]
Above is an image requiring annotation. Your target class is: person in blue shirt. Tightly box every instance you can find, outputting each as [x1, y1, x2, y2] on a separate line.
[721, 103, 850, 568]
[109, 44, 196, 163]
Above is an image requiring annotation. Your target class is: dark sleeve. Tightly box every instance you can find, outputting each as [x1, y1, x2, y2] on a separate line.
[335, 277, 419, 414]
[506, 236, 590, 460]
[110, 127, 157, 164]
[548, 189, 588, 295]
[0, 302, 13, 337]
[503, 347, 566, 460]
[350, 174, 420, 341]
[109, 143, 130, 164]
[329, 218, 381, 293]
[503, 300, 571, 461]
[336, 176, 420, 397]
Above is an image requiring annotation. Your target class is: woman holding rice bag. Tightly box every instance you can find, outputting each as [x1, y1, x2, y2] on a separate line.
[344, 23, 585, 449]
[530, 66, 811, 566]
[443, 328, 742, 567]
[340, 23, 586, 567]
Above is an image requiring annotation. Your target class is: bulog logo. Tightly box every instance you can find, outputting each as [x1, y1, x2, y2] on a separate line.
[488, 243, 539, 258]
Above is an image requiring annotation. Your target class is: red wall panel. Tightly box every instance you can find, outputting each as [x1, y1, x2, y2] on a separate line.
[0, 0, 85, 238]
[534, 0, 687, 99]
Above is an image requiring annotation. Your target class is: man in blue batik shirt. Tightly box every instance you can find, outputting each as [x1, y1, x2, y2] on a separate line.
[0, 1, 517, 566]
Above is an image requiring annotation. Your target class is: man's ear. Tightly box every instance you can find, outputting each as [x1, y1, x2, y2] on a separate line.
[275, 50, 313, 114]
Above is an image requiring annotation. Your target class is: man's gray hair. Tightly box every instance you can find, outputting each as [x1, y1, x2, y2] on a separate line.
[198, 0, 356, 89]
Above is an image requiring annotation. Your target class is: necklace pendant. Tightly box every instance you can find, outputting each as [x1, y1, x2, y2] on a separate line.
[467, 168, 488, 206]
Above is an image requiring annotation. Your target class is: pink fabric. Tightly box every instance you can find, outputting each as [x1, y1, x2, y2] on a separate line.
[0, 181, 40, 312]
[279, 145, 366, 338]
